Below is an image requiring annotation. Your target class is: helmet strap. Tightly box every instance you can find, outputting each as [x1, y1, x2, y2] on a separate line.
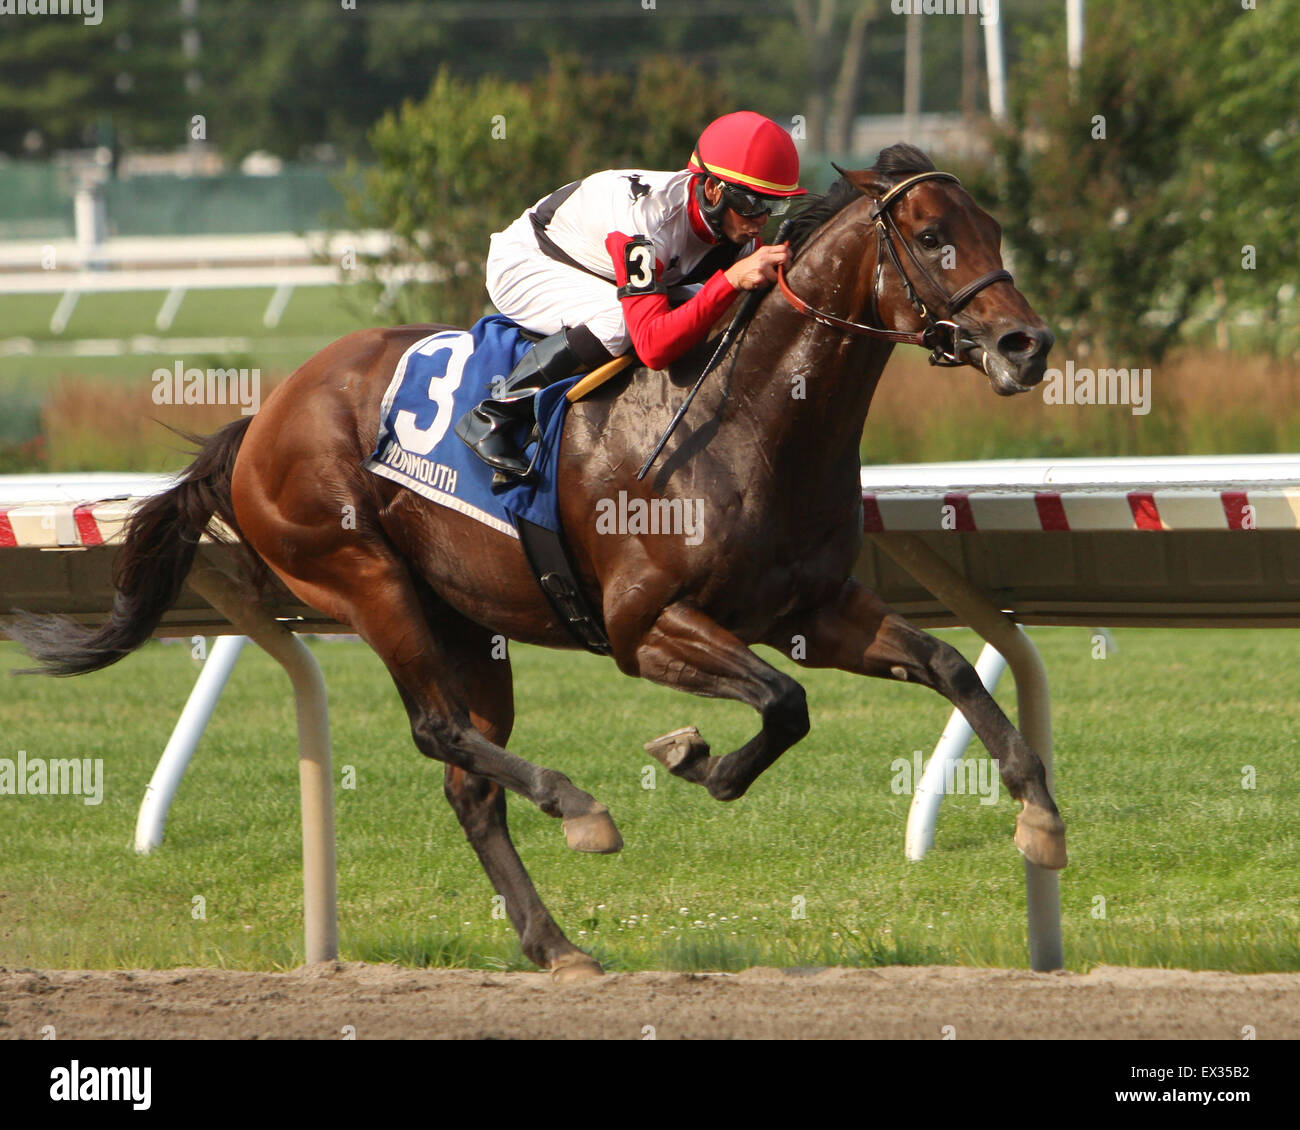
[694, 175, 731, 242]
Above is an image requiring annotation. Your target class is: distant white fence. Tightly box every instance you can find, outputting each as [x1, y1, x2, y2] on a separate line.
[0, 230, 438, 333]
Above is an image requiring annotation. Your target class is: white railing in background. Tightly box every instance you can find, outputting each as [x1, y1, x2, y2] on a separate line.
[0, 231, 436, 333]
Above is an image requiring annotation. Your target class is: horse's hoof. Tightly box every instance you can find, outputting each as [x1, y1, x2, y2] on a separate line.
[1014, 802, 1068, 870]
[644, 725, 711, 784]
[550, 952, 604, 983]
[563, 806, 623, 853]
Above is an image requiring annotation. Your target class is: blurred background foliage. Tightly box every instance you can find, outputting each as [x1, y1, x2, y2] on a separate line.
[980, 0, 1298, 361]
[346, 55, 731, 326]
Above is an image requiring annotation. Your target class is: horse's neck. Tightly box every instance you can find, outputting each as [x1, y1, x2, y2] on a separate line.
[706, 212, 892, 479]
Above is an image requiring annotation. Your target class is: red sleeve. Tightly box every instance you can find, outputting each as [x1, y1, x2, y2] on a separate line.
[605, 231, 739, 370]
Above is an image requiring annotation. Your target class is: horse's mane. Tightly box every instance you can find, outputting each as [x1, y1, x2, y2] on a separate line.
[703, 143, 938, 368]
[785, 142, 937, 256]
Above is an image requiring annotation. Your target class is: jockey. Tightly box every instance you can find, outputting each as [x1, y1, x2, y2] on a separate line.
[456, 110, 806, 478]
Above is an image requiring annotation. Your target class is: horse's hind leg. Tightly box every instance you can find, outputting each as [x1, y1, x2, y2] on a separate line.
[439, 615, 602, 980]
[235, 497, 621, 850]
[444, 767, 602, 980]
[360, 568, 621, 851]
[768, 578, 1066, 869]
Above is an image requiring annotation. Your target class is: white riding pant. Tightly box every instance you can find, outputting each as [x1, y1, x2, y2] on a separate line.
[485, 215, 632, 357]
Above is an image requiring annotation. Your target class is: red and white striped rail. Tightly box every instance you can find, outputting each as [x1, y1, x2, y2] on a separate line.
[860, 456, 1300, 532]
[0, 473, 172, 548]
[0, 497, 140, 548]
[7, 459, 1299, 546]
[861, 487, 1300, 532]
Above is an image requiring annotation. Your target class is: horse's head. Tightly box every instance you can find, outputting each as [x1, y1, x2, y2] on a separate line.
[832, 147, 1053, 395]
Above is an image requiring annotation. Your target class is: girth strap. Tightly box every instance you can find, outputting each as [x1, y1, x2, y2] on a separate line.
[514, 516, 611, 656]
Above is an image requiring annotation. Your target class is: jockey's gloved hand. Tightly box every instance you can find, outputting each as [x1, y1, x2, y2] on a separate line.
[725, 243, 791, 291]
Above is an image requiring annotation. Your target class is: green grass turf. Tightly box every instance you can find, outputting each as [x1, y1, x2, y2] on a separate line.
[1, 627, 1296, 972]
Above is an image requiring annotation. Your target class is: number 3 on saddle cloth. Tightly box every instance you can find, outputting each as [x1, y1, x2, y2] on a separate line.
[365, 314, 611, 653]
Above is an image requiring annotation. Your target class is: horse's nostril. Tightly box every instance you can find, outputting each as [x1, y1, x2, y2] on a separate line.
[998, 332, 1035, 358]
[998, 327, 1052, 361]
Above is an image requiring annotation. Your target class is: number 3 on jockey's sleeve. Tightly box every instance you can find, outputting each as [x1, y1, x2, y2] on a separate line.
[614, 235, 666, 299]
[604, 230, 740, 370]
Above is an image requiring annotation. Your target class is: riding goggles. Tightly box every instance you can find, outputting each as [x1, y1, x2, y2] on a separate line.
[721, 184, 791, 219]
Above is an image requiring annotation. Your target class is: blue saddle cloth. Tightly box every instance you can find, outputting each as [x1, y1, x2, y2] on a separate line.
[364, 315, 578, 538]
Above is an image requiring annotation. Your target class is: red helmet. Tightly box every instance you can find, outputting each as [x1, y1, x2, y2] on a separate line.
[688, 111, 806, 198]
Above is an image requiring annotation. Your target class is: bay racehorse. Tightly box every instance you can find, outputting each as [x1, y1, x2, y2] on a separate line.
[11, 144, 1064, 979]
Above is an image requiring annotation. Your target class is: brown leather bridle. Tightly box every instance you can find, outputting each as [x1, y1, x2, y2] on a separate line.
[776, 169, 1014, 368]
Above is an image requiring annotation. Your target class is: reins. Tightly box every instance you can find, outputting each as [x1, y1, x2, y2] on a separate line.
[638, 168, 1016, 479]
[777, 169, 1013, 368]
[637, 218, 792, 480]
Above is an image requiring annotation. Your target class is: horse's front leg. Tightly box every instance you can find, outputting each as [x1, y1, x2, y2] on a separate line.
[615, 601, 809, 801]
[767, 578, 1066, 870]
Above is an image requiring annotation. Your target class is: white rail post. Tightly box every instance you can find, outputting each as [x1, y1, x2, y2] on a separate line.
[983, 0, 1007, 123]
[73, 176, 107, 270]
[134, 633, 248, 853]
[905, 641, 1008, 861]
[155, 285, 188, 332]
[1067, 0, 1085, 102]
[872, 532, 1063, 972]
[262, 282, 295, 328]
[185, 562, 338, 963]
[49, 289, 80, 335]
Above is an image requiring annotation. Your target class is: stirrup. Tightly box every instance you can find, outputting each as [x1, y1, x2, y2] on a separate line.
[487, 423, 544, 485]
[456, 401, 541, 478]
[456, 328, 586, 475]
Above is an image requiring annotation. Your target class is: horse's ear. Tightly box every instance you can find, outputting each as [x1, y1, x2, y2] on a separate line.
[832, 163, 889, 201]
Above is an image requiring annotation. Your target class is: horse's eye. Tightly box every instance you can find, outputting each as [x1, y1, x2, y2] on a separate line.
[919, 232, 941, 250]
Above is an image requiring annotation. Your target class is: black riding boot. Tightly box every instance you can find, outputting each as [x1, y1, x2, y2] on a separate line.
[455, 328, 586, 479]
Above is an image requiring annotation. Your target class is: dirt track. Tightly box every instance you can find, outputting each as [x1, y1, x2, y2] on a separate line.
[2, 962, 1299, 1040]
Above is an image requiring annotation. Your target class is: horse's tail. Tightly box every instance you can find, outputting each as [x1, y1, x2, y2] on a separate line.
[8, 417, 254, 677]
